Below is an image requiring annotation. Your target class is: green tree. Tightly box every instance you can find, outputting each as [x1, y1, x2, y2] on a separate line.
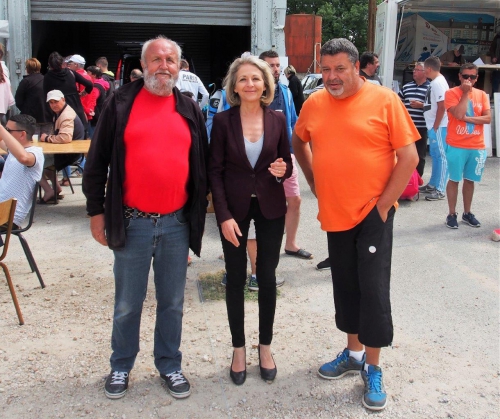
[287, 1, 370, 52]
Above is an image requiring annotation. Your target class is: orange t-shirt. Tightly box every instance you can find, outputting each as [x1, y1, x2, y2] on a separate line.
[445, 87, 490, 149]
[123, 89, 192, 213]
[295, 82, 419, 232]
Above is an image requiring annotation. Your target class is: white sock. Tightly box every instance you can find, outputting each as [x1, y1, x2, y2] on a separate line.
[364, 362, 379, 373]
[349, 349, 365, 362]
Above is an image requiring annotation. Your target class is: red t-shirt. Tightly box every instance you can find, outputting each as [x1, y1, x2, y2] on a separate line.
[123, 89, 192, 213]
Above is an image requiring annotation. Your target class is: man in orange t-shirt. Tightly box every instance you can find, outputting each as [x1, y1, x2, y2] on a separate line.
[444, 63, 491, 229]
[293, 38, 419, 411]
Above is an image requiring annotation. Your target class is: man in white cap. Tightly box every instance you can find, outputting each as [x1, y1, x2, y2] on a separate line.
[66, 54, 94, 122]
[38, 90, 85, 203]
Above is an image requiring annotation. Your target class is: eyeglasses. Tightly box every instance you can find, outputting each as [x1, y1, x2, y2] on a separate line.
[413, 69, 425, 72]
[5, 128, 25, 133]
[461, 74, 477, 80]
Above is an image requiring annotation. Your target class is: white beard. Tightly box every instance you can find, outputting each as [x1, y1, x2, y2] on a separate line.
[143, 68, 177, 96]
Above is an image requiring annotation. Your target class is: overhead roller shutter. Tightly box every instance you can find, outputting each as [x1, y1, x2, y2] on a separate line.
[88, 22, 213, 84]
[30, 0, 251, 26]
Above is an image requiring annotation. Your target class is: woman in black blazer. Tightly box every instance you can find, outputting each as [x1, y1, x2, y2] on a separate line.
[209, 55, 292, 385]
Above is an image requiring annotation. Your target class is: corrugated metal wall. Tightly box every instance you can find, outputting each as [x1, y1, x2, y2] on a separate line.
[30, 0, 251, 26]
[88, 23, 212, 84]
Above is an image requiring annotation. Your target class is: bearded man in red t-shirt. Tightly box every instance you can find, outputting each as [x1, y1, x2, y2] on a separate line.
[83, 36, 208, 401]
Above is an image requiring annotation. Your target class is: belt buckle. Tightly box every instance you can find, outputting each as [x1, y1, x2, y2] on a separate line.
[150, 212, 161, 218]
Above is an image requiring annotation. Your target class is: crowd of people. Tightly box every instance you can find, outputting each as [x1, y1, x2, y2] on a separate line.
[0, 34, 496, 414]
[78, 35, 419, 412]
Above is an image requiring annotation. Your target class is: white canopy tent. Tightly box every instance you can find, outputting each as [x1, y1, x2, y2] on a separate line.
[377, 0, 500, 89]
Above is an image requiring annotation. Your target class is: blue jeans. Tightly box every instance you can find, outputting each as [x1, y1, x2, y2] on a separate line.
[110, 209, 189, 374]
[428, 127, 448, 193]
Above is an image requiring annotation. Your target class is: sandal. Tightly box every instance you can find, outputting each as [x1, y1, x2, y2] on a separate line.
[284, 248, 313, 259]
[61, 178, 71, 187]
[37, 198, 57, 205]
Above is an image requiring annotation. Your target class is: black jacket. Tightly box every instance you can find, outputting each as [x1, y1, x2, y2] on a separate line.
[15, 73, 52, 123]
[82, 79, 209, 255]
[43, 68, 93, 129]
[287, 74, 304, 116]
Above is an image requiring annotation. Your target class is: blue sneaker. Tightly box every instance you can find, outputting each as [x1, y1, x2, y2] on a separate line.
[462, 212, 481, 227]
[445, 213, 458, 229]
[248, 275, 259, 291]
[361, 365, 387, 411]
[318, 348, 364, 380]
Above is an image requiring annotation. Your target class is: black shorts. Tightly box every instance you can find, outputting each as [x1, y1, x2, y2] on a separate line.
[327, 205, 395, 348]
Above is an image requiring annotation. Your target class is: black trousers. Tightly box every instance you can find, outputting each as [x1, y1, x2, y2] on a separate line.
[220, 197, 285, 348]
[327, 205, 395, 348]
[415, 127, 428, 177]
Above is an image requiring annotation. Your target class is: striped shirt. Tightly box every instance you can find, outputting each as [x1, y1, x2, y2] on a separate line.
[399, 80, 430, 129]
[0, 146, 44, 226]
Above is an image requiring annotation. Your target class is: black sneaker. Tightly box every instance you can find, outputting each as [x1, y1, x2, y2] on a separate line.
[160, 370, 191, 399]
[316, 258, 331, 270]
[104, 370, 129, 399]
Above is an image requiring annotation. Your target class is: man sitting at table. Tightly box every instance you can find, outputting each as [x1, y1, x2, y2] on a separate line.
[38, 89, 85, 203]
[0, 114, 44, 227]
[440, 45, 465, 67]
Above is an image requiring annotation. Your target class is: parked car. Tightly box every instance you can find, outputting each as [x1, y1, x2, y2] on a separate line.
[301, 73, 323, 100]
[114, 41, 195, 88]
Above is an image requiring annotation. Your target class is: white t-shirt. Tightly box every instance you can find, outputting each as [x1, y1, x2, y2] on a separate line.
[423, 74, 449, 130]
[175, 70, 209, 109]
[0, 146, 44, 226]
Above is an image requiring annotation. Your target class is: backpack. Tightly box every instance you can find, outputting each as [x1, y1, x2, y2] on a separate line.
[400, 169, 423, 201]
[205, 89, 230, 141]
[101, 73, 115, 98]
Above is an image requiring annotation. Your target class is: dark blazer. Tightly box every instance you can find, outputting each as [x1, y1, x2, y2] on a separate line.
[209, 106, 293, 225]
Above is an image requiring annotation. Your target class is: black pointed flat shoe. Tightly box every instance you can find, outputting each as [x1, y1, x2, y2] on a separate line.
[258, 345, 277, 382]
[230, 348, 246, 385]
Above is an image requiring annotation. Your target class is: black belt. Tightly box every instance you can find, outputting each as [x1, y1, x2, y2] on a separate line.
[123, 205, 165, 219]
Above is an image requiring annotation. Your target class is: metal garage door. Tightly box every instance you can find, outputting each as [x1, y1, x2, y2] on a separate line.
[30, 0, 251, 26]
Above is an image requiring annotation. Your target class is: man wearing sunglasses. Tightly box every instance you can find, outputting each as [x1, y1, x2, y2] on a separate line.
[0, 115, 44, 227]
[443, 64, 491, 229]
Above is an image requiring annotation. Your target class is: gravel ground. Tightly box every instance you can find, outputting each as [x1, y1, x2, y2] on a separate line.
[0, 156, 499, 419]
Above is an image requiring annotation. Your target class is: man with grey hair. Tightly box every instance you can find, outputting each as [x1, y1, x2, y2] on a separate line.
[399, 62, 430, 176]
[293, 38, 419, 411]
[83, 36, 208, 400]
